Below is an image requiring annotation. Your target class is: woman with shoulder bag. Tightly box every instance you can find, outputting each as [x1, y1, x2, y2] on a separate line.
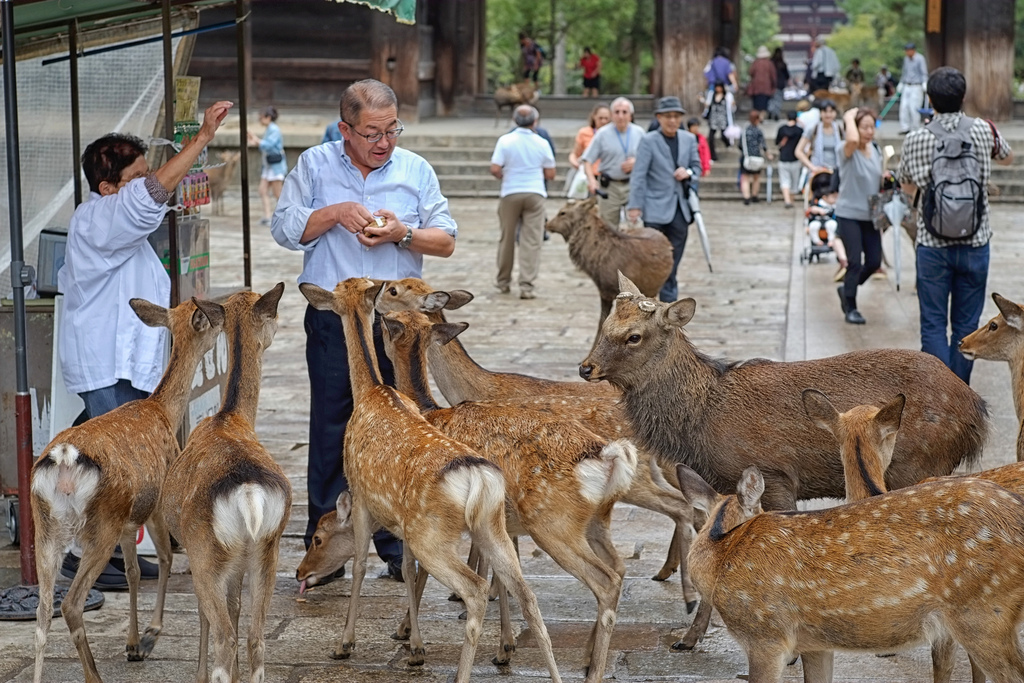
[834, 107, 883, 325]
[247, 105, 287, 225]
[740, 110, 772, 204]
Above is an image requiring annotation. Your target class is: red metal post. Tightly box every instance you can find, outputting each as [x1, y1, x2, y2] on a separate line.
[15, 394, 36, 585]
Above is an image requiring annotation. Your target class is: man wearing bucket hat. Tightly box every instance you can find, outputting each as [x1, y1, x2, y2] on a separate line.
[898, 42, 928, 134]
[627, 96, 703, 302]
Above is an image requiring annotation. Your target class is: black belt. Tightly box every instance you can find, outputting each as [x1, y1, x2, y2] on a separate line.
[608, 177, 630, 183]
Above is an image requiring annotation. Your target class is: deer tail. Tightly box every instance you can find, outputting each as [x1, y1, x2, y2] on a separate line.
[577, 439, 639, 505]
[441, 456, 506, 533]
[212, 482, 288, 547]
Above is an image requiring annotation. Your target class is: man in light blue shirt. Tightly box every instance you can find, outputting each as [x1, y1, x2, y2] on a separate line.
[272, 79, 456, 582]
[898, 42, 929, 134]
[581, 96, 645, 227]
[490, 105, 555, 299]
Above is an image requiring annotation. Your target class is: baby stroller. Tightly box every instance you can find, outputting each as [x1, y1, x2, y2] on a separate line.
[799, 171, 837, 264]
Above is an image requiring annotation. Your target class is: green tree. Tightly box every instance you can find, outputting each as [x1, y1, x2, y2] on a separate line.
[739, 0, 781, 81]
[829, 0, 924, 85]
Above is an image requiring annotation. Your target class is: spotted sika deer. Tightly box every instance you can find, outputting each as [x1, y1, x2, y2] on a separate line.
[375, 277, 700, 604]
[159, 284, 290, 683]
[579, 273, 989, 649]
[959, 292, 1024, 461]
[31, 296, 225, 683]
[677, 463, 1024, 683]
[299, 278, 561, 683]
[380, 308, 638, 682]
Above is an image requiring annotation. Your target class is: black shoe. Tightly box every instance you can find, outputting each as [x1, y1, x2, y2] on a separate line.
[751, 196, 760, 203]
[108, 553, 160, 580]
[743, 198, 751, 205]
[837, 284, 849, 315]
[846, 309, 866, 325]
[61, 553, 129, 591]
[379, 557, 404, 583]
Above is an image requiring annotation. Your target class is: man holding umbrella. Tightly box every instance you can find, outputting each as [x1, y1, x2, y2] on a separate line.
[627, 96, 703, 302]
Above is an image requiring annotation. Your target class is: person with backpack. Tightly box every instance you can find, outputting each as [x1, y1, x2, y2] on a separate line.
[897, 66, 1013, 383]
[519, 32, 544, 84]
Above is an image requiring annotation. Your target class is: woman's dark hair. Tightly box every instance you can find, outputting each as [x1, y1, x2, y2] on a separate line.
[817, 98, 837, 112]
[714, 46, 729, 60]
[854, 107, 877, 130]
[587, 102, 610, 128]
[810, 171, 834, 199]
[748, 109, 761, 124]
[583, 46, 592, 55]
[261, 105, 278, 121]
[927, 67, 966, 114]
[686, 117, 700, 129]
[81, 133, 147, 193]
[714, 81, 726, 91]
[771, 47, 785, 64]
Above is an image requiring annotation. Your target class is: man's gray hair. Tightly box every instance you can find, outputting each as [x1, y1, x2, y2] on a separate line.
[340, 79, 398, 125]
[513, 105, 538, 128]
[611, 97, 634, 114]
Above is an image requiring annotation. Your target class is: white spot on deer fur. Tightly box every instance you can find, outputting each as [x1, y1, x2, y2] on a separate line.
[945, 551, 958, 565]
[964, 538, 978, 551]
[212, 484, 287, 548]
[31, 443, 100, 526]
[977, 527, 993, 542]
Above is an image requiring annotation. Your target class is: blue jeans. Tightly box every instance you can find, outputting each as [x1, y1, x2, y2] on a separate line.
[916, 243, 989, 384]
[78, 379, 149, 421]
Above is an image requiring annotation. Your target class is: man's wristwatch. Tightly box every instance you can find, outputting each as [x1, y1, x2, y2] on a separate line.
[397, 226, 413, 249]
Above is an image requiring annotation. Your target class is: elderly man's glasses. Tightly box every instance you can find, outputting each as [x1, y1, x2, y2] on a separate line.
[343, 120, 404, 143]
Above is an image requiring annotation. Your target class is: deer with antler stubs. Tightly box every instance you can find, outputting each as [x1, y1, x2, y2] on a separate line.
[378, 308, 637, 682]
[31, 296, 225, 683]
[374, 277, 701, 609]
[960, 292, 1024, 461]
[677, 462, 1024, 683]
[299, 278, 561, 683]
[159, 284, 289, 683]
[578, 273, 989, 650]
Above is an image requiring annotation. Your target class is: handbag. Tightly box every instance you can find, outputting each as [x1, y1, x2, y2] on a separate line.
[265, 151, 283, 165]
[740, 128, 765, 173]
[564, 165, 590, 200]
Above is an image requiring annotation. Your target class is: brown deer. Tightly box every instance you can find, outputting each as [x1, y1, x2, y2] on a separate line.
[959, 292, 1024, 461]
[298, 278, 561, 683]
[546, 197, 673, 339]
[494, 82, 539, 126]
[379, 308, 638, 682]
[374, 278, 699, 603]
[578, 273, 989, 649]
[676, 462, 1024, 683]
[31, 296, 226, 683]
[159, 283, 289, 683]
[206, 150, 241, 216]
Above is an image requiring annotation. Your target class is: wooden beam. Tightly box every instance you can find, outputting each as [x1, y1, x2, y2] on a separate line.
[371, 11, 420, 122]
[655, 0, 716, 117]
[190, 56, 371, 81]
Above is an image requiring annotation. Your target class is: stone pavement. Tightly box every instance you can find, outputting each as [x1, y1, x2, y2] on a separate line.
[1, 190, 1021, 682]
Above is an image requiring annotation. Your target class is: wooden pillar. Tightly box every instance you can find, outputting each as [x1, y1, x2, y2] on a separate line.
[653, 0, 739, 118]
[430, 0, 484, 115]
[371, 12, 421, 121]
[925, 0, 1013, 120]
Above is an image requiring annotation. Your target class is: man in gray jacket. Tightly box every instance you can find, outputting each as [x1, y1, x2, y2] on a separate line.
[627, 96, 703, 302]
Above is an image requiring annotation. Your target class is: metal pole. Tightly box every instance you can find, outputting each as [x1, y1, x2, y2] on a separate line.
[236, 0, 252, 289]
[3, 0, 38, 586]
[69, 20, 82, 207]
[161, 0, 179, 307]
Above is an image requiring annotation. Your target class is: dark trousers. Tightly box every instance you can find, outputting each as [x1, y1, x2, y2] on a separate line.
[650, 204, 690, 302]
[837, 217, 882, 308]
[707, 129, 730, 161]
[304, 305, 403, 561]
[916, 244, 990, 384]
[76, 379, 149, 424]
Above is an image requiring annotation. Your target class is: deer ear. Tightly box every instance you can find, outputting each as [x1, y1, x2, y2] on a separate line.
[300, 283, 335, 311]
[802, 388, 839, 434]
[736, 467, 765, 514]
[364, 280, 385, 308]
[335, 490, 353, 527]
[382, 314, 407, 341]
[191, 298, 225, 332]
[584, 195, 598, 210]
[130, 298, 169, 328]
[432, 321, 469, 346]
[665, 298, 696, 328]
[617, 271, 643, 297]
[420, 291, 451, 313]
[874, 393, 906, 440]
[676, 464, 719, 515]
[254, 282, 285, 320]
[993, 293, 1024, 330]
[444, 290, 474, 310]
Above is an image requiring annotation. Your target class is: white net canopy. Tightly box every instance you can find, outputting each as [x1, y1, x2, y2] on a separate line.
[0, 35, 181, 298]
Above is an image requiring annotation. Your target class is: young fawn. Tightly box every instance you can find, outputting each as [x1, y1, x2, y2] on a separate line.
[299, 278, 561, 683]
[375, 278, 700, 609]
[159, 284, 289, 683]
[677, 461, 1024, 683]
[379, 308, 638, 683]
[31, 296, 225, 683]
[959, 292, 1024, 461]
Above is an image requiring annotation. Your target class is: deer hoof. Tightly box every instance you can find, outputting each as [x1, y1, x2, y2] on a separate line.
[685, 600, 698, 614]
[408, 647, 426, 666]
[458, 610, 467, 620]
[652, 568, 677, 581]
[331, 643, 355, 660]
[671, 639, 697, 651]
[448, 592, 463, 602]
[125, 644, 145, 662]
[391, 629, 411, 641]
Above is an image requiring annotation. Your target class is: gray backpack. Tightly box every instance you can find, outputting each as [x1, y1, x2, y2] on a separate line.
[922, 116, 984, 240]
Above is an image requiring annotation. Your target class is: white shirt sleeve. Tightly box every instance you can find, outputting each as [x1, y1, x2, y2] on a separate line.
[271, 152, 318, 252]
[490, 137, 507, 166]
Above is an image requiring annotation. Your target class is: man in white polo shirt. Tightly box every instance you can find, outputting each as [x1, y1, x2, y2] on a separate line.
[490, 105, 556, 299]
